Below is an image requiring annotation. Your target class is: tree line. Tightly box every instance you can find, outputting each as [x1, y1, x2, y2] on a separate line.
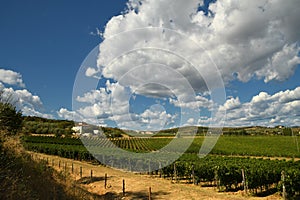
[22, 116, 75, 137]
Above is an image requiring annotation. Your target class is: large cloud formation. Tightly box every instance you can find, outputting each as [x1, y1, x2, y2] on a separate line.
[67, 0, 300, 128]
[217, 87, 300, 126]
[93, 0, 300, 83]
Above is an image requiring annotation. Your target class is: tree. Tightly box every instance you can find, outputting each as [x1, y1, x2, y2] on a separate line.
[0, 90, 23, 135]
[283, 128, 292, 136]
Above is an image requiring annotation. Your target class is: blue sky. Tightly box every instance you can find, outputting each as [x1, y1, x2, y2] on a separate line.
[0, 0, 126, 112]
[1, 0, 300, 129]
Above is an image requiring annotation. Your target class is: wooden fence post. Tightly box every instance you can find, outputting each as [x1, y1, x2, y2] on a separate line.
[192, 164, 195, 184]
[241, 169, 247, 193]
[104, 173, 107, 189]
[90, 170, 93, 179]
[148, 160, 151, 175]
[71, 163, 74, 173]
[173, 163, 177, 183]
[159, 162, 162, 178]
[80, 166, 82, 179]
[281, 171, 287, 200]
[148, 187, 152, 200]
[214, 168, 220, 190]
[122, 179, 125, 196]
[64, 162, 67, 172]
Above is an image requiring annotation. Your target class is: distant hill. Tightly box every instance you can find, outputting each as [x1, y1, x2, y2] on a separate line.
[22, 116, 299, 137]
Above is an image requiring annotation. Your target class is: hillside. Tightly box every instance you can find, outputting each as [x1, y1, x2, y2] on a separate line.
[21, 116, 300, 138]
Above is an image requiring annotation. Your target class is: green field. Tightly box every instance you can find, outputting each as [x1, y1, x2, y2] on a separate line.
[199, 136, 300, 158]
[22, 135, 300, 158]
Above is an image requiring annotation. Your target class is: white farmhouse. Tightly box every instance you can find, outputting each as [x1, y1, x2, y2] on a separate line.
[72, 126, 82, 135]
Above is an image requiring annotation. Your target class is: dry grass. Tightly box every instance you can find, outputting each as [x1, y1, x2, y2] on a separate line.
[0, 135, 104, 200]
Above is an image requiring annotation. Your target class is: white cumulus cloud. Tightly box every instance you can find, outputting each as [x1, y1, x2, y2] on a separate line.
[77, 0, 300, 128]
[0, 68, 52, 118]
[0, 68, 25, 87]
[217, 87, 300, 126]
[95, 0, 300, 87]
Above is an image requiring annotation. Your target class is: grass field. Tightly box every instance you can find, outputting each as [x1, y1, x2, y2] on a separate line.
[23, 135, 300, 158]
[198, 136, 300, 158]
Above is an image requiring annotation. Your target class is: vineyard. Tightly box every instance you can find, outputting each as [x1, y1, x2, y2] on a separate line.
[22, 135, 300, 198]
[22, 135, 300, 157]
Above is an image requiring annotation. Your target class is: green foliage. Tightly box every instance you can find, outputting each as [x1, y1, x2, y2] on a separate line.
[196, 126, 208, 135]
[0, 90, 23, 135]
[283, 128, 293, 136]
[22, 136, 83, 145]
[223, 129, 249, 136]
[101, 127, 124, 138]
[156, 127, 179, 136]
[211, 136, 300, 158]
[22, 135, 300, 157]
[22, 116, 74, 136]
